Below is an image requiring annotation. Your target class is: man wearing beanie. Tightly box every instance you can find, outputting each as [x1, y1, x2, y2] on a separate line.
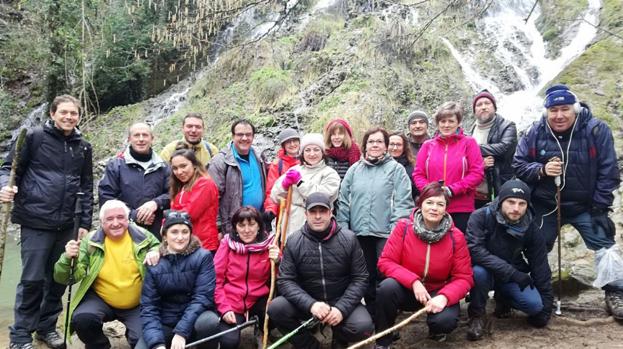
[513, 83, 622, 317]
[469, 89, 517, 208]
[406, 110, 430, 159]
[465, 180, 553, 340]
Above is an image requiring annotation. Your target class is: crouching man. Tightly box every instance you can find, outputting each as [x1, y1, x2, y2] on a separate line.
[466, 180, 553, 341]
[267, 192, 374, 348]
[53, 200, 160, 348]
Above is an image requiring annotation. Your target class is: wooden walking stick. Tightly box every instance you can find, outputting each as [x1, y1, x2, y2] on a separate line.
[347, 308, 427, 349]
[0, 128, 27, 281]
[262, 187, 294, 348]
[555, 175, 563, 316]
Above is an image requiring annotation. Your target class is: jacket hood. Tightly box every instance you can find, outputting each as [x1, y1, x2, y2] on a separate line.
[159, 234, 202, 256]
[433, 127, 465, 143]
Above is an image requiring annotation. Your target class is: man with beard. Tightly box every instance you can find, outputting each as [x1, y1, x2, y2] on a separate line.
[470, 90, 517, 208]
[160, 113, 219, 167]
[406, 110, 430, 159]
[466, 180, 553, 340]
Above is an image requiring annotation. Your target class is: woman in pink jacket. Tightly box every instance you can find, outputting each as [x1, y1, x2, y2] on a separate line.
[413, 101, 484, 233]
[375, 182, 473, 345]
[212, 206, 279, 349]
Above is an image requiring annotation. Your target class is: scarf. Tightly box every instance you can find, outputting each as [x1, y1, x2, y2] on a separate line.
[129, 146, 153, 162]
[326, 143, 361, 165]
[412, 209, 452, 244]
[223, 232, 275, 254]
[476, 114, 496, 129]
[494, 205, 532, 239]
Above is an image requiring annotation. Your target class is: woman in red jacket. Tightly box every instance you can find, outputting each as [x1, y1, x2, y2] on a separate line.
[212, 206, 279, 349]
[413, 101, 484, 233]
[170, 149, 220, 252]
[375, 182, 473, 345]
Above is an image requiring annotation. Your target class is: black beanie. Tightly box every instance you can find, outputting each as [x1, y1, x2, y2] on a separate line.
[497, 179, 531, 205]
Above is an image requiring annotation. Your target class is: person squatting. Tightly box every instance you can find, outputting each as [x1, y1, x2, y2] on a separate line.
[0, 83, 620, 349]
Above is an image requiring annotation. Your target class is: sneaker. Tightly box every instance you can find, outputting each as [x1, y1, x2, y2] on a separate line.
[428, 333, 447, 342]
[466, 316, 486, 341]
[605, 290, 623, 320]
[35, 331, 66, 349]
[9, 343, 34, 349]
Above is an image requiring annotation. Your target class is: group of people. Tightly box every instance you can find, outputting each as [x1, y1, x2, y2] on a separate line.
[0, 83, 620, 349]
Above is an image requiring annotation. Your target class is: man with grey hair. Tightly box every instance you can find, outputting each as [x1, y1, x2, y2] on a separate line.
[99, 122, 170, 239]
[407, 110, 430, 159]
[54, 200, 160, 349]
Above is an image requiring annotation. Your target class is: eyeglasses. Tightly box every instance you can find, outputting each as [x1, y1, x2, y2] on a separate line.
[234, 132, 253, 139]
[366, 140, 385, 145]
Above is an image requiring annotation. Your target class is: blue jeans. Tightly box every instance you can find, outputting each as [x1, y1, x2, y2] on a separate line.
[468, 266, 543, 317]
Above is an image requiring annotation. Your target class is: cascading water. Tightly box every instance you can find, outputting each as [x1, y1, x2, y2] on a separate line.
[443, 0, 600, 130]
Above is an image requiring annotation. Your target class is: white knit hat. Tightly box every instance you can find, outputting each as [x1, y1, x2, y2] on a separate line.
[299, 133, 325, 155]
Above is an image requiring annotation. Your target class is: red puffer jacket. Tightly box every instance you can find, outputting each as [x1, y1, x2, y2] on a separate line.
[413, 129, 484, 213]
[213, 239, 271, 315]
[172, 176, 219, 251]
[378, 217, 473, 306]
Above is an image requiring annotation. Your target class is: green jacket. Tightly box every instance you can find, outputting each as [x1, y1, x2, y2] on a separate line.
[53, 223, 160, 332]
[337, 154, 414, 238]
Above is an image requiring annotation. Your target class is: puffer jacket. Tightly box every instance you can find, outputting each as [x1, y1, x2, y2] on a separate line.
[98, 148, 170, 238]
[53, 224, 160, 333]
[277, 220, 368, 318]
[0, 121, 93, 230]
[378, 216, 473, 306]
[141, 236, 215, 348]
[263, 149, 299, 215]
[208, 142, 266, 235]
[512, 103, 620, 215]
[337, 154, 414, 238]
[466, 201, 553, 318]
[469, 114, 517, 197]
[213, 236, 272, 316]
[172, 176, 219, 251]
[413, 129, 484, 214]
[271, 160, 341, 237]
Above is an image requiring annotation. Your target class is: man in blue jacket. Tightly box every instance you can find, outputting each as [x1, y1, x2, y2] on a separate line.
[513, 84, 622, 318]
[466, 180, 553, 340]
[98, 122, 170, 239]
[0, 95, 94, 349]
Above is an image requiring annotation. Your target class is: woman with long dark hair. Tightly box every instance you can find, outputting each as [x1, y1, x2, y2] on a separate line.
[388, 132, 418, 202]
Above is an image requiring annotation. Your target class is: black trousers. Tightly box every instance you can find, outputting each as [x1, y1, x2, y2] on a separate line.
[214, 296, 270, 349]
[267, 296, 374, 348]
[357, 235, 387, 315]
[450, 212, 471, 234]
[71, 290, 142, 349]
[375, 278, 460, 346]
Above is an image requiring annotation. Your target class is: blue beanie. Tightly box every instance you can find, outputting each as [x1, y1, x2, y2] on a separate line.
[544, 84, 577, 109]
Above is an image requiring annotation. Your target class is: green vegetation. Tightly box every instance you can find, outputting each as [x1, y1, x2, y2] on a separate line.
[536, 0, 589, 58]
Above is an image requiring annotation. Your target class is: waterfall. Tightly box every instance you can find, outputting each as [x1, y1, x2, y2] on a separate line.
[443, 0, 600, 130]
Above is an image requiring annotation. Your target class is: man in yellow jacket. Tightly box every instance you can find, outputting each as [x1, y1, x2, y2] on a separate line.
[159, 113, 219, 167]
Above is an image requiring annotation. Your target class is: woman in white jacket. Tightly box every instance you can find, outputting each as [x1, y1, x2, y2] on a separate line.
[271, 133, 341, 238]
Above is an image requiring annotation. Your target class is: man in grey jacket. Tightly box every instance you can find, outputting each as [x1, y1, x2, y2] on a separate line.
[207, 119, 266, 235]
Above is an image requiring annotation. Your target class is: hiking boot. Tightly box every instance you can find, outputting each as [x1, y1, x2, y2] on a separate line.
[9, 343, 34, 349]
[428, 333, 447, 342]
[35, 331, 66, 349]
[466, 316, 486, 341]
[605, 290, 623, 320]
[493, 298, 512, 319]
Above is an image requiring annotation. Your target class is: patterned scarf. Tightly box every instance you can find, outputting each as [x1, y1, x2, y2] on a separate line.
[412, 210, 453, 244]
[223, 232, 275, 254]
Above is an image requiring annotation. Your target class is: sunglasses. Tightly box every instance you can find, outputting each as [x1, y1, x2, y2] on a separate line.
[163, 210, 191, 221]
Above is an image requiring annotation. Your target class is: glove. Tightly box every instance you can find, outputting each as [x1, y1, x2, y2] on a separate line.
[282, 169, 302, 190]
[262, 211, 276, 232]
[527, 310, 550, 328]
[511, 271, 534, 291]
[591, 206, 615, 238]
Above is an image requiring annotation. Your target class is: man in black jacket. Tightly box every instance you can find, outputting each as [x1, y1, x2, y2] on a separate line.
[470, 90, 517, 208]
[267, 192, 373, 349]
[0, 95, 94, 349]
[465, 180, 553, 341]
[98, 122, 170, 239]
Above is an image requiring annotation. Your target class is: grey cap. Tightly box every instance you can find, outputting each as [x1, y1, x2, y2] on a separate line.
[305, 192, 332, 211]
[276, 128, 300, 145]
[407, 110, 429, 126]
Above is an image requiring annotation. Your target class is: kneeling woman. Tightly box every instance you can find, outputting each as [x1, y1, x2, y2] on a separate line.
[213, 206, 279, 349]
[375, 182, 473, 345]
[137, 211, 218, 349]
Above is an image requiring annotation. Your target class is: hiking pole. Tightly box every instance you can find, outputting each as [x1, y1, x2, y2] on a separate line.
[185, 316, 258, 348]
[348, 308, 426, 349]
[0, 128, 26, 281]
[267, 317, 318, 349]
[280, 187, 294, 250]
[63, 192, 85, 347]
[262, 197, 288, 348]
[555, 175, 563, 316]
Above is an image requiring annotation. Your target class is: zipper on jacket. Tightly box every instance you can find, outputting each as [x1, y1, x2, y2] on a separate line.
[243, 253, 251, 314]
[318, 243, 328, 301]
[422, 244, 431, 282]
[443, 143, 448, 183]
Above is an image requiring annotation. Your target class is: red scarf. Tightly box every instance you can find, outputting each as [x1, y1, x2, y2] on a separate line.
[326, 143, 361, 165]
